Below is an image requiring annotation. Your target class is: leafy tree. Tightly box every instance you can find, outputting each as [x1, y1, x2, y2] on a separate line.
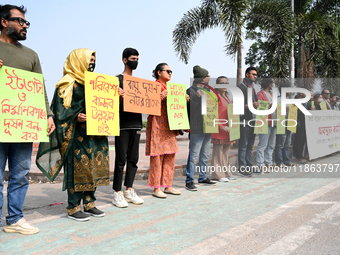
[172, 0, 294, 81]
[246, 0, 340, 91]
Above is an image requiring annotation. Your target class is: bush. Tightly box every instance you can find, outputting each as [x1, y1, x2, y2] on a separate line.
[142, 120, 147, 128]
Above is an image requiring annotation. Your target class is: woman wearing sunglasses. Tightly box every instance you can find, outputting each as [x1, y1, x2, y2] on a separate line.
[146, 63, 187, 198]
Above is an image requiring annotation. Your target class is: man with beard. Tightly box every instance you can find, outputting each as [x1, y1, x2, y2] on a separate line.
[0, 5, 55, 234]
[237, 67, 259, 176]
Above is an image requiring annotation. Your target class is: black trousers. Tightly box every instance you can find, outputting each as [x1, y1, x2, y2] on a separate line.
[295, 126, 306, 159]
[113, 130, 140, 191]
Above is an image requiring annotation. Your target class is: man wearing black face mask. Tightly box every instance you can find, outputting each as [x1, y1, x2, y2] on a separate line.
[112, 47, 144, 208]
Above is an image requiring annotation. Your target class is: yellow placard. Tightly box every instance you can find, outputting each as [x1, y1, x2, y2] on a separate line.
[287, 104, 298, 133]
[276, 103, 286, 134]
[320, 101, 327, 110]
[84, 71, 120, 136]
[203, 93, 219, 133]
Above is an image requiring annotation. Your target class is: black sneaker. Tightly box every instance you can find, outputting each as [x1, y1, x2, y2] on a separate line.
[68, 211, 90, 221]
[198, 178, 217, 185]
[84, 207, 105, 217]
[238, 170, 253, 178]
[186, 182, 197, 191]
[252, 166, 263, 174]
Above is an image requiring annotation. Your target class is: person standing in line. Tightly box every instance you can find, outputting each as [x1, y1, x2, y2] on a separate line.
[146, 63, 187, 198]
[112, 48, 144, 207]
[256, 77, 276, 172]
[37, 49, 109, 221]
[330, 93, 339, 110]
[321, 89, 332, 110]
[311, 93, 322, 110]
[211, 76, 237, 182]
[237, 67, 259, 177]
[294, 92, 309, 163]
[0, 4, 55, 234]
[185, 65, 217, 191]
[275, 85, 295, 168]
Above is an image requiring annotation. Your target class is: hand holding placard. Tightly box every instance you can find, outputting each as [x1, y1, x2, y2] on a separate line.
[167, 82, 190, 130]
[0, 66, 48, 142]
[123, 76, 161, 116]
[84, 71, 120, 136]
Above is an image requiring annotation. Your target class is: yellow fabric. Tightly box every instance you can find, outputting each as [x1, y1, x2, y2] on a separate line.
[56, 48, 95, 109]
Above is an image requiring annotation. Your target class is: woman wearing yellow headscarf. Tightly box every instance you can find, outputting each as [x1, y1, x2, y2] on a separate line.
[36, 48, 109, 221]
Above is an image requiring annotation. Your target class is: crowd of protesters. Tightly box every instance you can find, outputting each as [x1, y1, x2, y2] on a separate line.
[1, 4, 340, 235]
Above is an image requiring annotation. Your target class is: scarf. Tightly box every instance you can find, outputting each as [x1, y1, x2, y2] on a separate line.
[56, 48, 95, 109]
[156, 79, 167, 91]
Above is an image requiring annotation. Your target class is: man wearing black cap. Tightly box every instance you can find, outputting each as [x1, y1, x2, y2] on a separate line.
[185, 65, 216, 191]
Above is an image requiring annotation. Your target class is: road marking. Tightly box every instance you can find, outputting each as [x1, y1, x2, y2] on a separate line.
[306, 201, 338, 205]
[175, 179, 340, 255]
[258, 202, 340, 255]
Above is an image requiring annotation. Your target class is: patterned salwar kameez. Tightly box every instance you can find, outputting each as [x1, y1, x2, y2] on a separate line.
[146, 80, 178, 188]
[36, 49, 109, 215]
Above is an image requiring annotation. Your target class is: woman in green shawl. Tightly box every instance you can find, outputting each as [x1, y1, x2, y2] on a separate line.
[36, 48, 109, 221]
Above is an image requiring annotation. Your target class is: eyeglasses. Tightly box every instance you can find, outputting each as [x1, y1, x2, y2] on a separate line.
[161, 70, 172, 74]
[249, 73, 257, 76]
[7, 17, 30, 28]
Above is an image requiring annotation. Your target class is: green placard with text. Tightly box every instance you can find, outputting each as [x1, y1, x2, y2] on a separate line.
[254, 100, 269, 134]
[203, 93, 219, 133]
[167, 82, 190, 130]
[287, 104, 298, 133]
[276, 103, 286, 134]
[0, 66, 48, 142]
[320, 101, 327, 110]
[228, 104, 240, 141]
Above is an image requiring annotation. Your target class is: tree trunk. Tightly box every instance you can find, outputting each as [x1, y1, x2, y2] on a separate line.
[237, 41, 242, 85]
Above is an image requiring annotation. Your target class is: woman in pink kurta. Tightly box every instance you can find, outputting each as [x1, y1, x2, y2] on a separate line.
[146, 63, 182, 198]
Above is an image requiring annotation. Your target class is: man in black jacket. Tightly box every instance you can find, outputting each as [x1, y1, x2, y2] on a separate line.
[185, 65, 216, 191]
[237, 67, 259, 176]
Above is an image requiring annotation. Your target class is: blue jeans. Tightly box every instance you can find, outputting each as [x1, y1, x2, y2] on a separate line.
[275, 129, 292, 165]
[185, 133, 211, 183]
[256, 126, 276, 166]
[238, 124, 256, 170]
[0, 143, 32, 226]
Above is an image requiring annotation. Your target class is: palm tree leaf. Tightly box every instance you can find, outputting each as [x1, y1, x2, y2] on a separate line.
[172, 4, 222, 64]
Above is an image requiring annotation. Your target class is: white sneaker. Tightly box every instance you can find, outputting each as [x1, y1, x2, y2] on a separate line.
[124, 188, 144, 204]
[228, 175, 237, 180]
[112, 191, 128, 208]
[219, 178, 229, 182]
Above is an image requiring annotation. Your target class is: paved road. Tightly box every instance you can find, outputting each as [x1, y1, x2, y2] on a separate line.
[1, 153, 339, 254]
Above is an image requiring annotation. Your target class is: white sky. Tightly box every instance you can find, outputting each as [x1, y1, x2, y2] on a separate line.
[6, 0, 256, 101]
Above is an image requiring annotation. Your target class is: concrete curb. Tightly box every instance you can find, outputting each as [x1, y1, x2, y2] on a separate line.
[4, 148, 244, 183]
